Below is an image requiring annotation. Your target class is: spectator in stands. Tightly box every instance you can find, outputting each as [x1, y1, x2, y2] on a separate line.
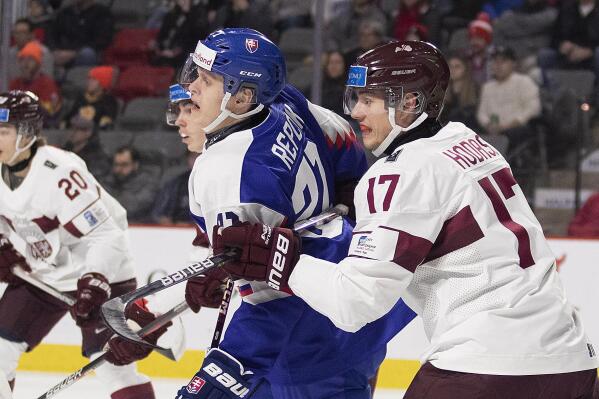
[271, 0, 313, 32]
[102, 146, 161, 223]
[327, 0, 387, 52]
[465, 12, 494, 84]
[393, 0, 442, 46]
[151, 151, 199, 225]
[343, 19, 387, 67]
[63, 115, 111, 179]
[27, 0, 53, 42]
[477, 46, 541, 151]
[9, 41, 61, 126]
[494, 0, 558, 74]
[568, 193, 599, 237]
[151, 0, 211, 68]
[8, 18, 53, 80]
[49, 0, 114, 70]
[482, 0, 524, 19]
[63, 66, 118, 130]
[321, 51, 347, 117]
[538, 0, 599, 83]
[441, 0, 486, 45]
[212, 0, 274, 39]
[442, 52, 480, 128]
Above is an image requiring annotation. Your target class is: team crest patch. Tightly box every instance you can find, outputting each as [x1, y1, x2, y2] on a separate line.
[44, 160, 57, 169]
[31, 240, 53, 259]
[245, 38, 258, 53]
[186, 376, 206, 394]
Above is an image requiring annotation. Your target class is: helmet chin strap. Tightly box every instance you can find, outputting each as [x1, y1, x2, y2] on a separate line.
[371, 108, 429, 157]
[7, 134, 37, 166]
[202, 92, 265, 133]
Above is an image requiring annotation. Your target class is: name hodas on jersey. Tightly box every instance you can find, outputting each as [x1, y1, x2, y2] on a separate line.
[271, 104, 306, 170]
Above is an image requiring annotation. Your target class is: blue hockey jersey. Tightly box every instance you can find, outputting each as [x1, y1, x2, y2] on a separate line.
[188, 85, 416, 387]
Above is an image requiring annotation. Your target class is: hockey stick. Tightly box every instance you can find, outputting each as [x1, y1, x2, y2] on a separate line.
[37, 300, 189, 399]
[11, 266, 181, 359]
[210, 277, 234, 349]
[101, 204, 349, 348]
[12, 267, 76, 306]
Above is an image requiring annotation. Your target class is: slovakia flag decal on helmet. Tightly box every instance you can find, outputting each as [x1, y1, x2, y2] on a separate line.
[245, 38, 259, 53]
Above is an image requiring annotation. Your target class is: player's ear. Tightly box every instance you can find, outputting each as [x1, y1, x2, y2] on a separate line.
[231, 87, 255, 114]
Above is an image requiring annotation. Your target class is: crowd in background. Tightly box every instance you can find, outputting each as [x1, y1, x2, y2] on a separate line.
[5, 0, 599, 235]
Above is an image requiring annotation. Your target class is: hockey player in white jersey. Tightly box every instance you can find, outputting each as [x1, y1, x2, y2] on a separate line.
[214, 41, 599, 398]
[0, 90, 167, 398]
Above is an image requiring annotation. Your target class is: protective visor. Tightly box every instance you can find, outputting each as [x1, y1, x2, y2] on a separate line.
[166, 84, 191, 126]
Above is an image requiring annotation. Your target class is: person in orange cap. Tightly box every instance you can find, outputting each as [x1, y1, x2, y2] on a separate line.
[9, 41, 61, 124]
[63, 65, 118, 130]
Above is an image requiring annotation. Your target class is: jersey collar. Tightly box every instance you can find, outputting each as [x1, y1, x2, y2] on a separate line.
[384, 119, 443, 156]
[205, 108, 270, 149]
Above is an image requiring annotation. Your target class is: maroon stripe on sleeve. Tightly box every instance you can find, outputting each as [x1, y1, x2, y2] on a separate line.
[32, 216, 60, 234]
[492, 168, 517, 199]
[63, 221, 83, 238]
[379, 226, 432, 273]
[425, 206, 484, 263]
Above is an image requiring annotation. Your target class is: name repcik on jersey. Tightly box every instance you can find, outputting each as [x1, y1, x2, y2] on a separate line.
[271, 104, 305, 170]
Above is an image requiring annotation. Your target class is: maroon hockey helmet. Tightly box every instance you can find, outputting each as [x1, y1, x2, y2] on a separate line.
[0, 90, 43, 137]
[344, 40, 450, 119]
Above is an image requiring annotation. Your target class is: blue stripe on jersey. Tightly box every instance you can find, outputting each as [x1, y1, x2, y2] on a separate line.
[190, 213, 206, 233]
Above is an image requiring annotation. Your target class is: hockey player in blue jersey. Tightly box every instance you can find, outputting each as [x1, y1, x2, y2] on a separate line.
[172, 28, 416, 399]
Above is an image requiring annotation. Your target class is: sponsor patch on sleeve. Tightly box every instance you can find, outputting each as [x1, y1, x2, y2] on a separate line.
[70, 201, 109, 235]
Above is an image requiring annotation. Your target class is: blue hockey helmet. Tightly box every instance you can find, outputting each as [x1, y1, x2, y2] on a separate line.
[166, 84, 192, 126]
[179, 28, 286, 106]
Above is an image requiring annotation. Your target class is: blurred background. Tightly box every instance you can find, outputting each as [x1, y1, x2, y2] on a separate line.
[1, 1, 598, 396]
[1, 0, 598, 237]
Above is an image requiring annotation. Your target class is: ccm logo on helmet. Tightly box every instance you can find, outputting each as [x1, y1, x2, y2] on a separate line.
[268, 235, 289, 290]
[203, 363, 249, 398]
[240, 71, 262, 77]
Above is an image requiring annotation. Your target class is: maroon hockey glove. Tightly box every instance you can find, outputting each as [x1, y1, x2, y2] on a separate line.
[0, 235, 31, 284]
[212, 223, 301, 291]
[185, 267, 229, 312]
[105, 299, 172, 366]
[70, 272, 111, 327]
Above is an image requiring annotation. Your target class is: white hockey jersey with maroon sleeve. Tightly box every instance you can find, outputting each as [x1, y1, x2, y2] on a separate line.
[0, 146, 135, 291]
[289, 121, 598, 375]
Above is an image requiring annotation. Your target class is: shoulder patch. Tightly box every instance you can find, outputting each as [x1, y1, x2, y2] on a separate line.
[44, 160, 57, 169]
[386, 148, 403, 163]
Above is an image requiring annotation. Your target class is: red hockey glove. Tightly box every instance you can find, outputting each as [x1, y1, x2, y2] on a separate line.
[70, 272, 111, 327]
[105, 299, 172, 366]
[0, 235, 31, 284]
[212, 223, 301, 291]
[185, 268, 229, 312]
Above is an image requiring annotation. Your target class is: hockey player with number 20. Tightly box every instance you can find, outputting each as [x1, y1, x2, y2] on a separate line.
[0, 91, 168, 398]
[215, 41, 599, 398]
[171, 28, 416, 398]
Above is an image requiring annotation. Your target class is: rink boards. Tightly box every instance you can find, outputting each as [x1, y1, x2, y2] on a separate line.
[8, 226, 599, 389]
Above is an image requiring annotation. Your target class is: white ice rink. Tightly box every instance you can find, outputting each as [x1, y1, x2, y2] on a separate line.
[11, 371, 405, 399]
